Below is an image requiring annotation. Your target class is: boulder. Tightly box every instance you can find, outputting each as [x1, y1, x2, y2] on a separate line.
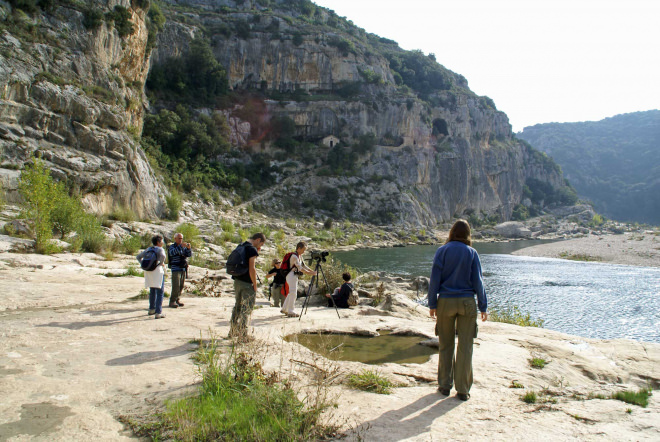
[410, 276, 429, 291]
[5, 219, 32, 237]
[494, 221, 532, 238]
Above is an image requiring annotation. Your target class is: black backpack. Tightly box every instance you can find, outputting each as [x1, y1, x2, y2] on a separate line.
[226, 242, 250, 276]
[140, 248, 159, 271]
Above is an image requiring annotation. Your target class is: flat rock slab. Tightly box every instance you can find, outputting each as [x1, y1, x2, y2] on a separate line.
[0, 251, 659, 441]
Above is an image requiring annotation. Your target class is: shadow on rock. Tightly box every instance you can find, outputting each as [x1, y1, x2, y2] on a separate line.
[105, 343, 194, 366]
[352, 392, 462, 440]
[37, 316, 143, 330]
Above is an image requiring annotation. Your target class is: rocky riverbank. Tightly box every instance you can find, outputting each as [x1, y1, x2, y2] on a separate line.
[512, 232, 660, 268]
[0, 245, 658, 440]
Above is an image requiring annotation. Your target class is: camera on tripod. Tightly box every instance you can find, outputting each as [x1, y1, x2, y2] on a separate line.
[308, 250, 329, 264]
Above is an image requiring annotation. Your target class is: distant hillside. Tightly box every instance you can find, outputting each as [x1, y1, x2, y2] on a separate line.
[518, 111, 660, 224]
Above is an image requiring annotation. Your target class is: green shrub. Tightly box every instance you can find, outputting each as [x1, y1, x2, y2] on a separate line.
[51, 194, 84, 239]
[77, 213, 105, 253]
[489, 305, 544, 327]
[220, 219, 235, 234]
[589, 214, 605, 227]
[110, 205, 137, 222]
[347, 369, 394, 394]
[175, 222, 200, 247]
[83, 7, 104, 30]
[18, 159, 60, 253]
[165, 190, 182, 221]
[511, 204, 529, 221]
[238, 227, 250, 241]
[121, 234, 142, 255]
[321, 257, 359, 296]
[611, 388, 652, 408]
[105, 5, 135, 38]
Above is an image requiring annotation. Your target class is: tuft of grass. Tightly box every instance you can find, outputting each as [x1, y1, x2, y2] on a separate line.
[126, 265, 144, 277]
[626, 408, 633, 414]
[529, 357, 548, 369]
[521, 390, 537, 404]
[346, 369, 394, 394]
[105, 266, 143, 278]
[611, 388, 652, 408]
[127, 289, 150, 300]
[489, 305, 544, 327]
[510, 380, 524, 389]
[128, 335, 338, 440]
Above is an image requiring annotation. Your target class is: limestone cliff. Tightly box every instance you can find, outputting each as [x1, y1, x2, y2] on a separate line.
[149, 0, 567, 225]
[0, 0, 165, 218]
[0, 0, 569, 226]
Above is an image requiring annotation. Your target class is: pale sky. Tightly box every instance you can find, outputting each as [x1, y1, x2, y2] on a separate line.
[312, 0, 660, 131]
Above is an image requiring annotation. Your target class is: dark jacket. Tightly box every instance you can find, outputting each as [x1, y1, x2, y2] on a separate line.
[427, 241, 487, 312]
[329, 282, 353, 308]
[168, 243, 192, 272]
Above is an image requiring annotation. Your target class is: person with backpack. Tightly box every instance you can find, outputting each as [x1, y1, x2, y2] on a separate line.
[265, 258, 285, 308]
[428, 219, 488, 401]
[325, 272, 354, 308]
[226, 232, 266, 340]
[167, 232, 192, 309]
[280, 241, 316, 318]
[136, 235, 167, 319]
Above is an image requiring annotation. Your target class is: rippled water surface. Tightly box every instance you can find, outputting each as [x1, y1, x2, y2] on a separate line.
[333, 242, 660, 343]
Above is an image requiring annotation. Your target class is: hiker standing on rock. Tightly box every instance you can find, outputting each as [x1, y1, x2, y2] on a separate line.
[280, 241, 316, 318]
[227, 233, 266, 340]
[137, 235, 167, 319]
[428, 219, 488, 401]
[168, 232, 192, 309]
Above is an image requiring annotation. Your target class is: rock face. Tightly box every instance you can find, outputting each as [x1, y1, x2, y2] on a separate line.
[494, 221, 532, 239]
[0, 0, 165, 218]
[150, 0, 568, 226]
[1, 0, 569, 225]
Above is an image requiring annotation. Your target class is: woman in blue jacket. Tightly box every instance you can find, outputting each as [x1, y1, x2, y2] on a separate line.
[428, 220, 488, 401]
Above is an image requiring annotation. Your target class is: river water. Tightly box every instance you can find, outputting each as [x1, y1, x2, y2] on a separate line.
[333, 241, 660, 343]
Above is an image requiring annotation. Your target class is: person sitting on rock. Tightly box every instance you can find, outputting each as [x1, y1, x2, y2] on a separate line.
[325, 272, 354, 308]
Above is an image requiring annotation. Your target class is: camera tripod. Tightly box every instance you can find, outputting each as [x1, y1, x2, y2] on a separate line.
[299, 259, 341, 320]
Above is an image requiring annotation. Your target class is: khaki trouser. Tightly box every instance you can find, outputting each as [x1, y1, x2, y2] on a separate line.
[435, 297, 478, 395]
[271, 284, 284, 307]
[170, 270, 185, 304]
[229, 280, 256, 338]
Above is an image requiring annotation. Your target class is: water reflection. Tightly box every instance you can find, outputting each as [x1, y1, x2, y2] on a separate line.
[284, 332, 436, 365]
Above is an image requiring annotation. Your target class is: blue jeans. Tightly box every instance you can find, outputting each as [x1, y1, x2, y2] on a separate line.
[148, 278, 165, 314]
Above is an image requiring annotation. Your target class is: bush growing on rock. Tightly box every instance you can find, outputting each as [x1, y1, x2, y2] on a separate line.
[165, 190, 182, 221]
[18, 159, 62, 253]
[174, 223, 200, 247]
[18, 158, 107, 254]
